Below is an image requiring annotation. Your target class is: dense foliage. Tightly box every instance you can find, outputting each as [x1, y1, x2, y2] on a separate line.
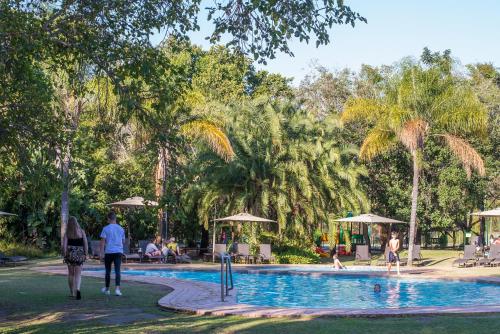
[0, 2, 498, 256]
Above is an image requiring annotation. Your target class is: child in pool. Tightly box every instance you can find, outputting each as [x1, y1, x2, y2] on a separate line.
[332, 254, 346, 270]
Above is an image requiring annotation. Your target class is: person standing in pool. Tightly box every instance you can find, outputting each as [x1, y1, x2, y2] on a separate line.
[387, 231, 401, 275]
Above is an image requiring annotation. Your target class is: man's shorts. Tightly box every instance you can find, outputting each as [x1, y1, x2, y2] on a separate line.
[388, 251, 400, 263]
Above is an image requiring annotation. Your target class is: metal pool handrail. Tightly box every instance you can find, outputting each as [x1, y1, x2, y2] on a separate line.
[220, 252, 234, 302]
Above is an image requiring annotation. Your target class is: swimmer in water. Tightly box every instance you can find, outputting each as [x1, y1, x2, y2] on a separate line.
[374, 284, 381, 293]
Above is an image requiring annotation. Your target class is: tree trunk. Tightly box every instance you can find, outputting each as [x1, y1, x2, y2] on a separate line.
[407, 151, 420, 267]
[155, 147, 169, 240]
[60, 144, 71, 245]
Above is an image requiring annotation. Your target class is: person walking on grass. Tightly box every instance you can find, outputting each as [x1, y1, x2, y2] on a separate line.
[387, 231, 401, 276]
[100, 210, 125, 296]
[63, 216, 88, 300]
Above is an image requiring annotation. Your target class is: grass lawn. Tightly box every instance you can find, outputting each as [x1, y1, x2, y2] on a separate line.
[1, 264, 499, 334]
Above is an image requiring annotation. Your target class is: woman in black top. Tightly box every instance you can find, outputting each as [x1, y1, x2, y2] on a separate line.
[62, 216, 88, 299]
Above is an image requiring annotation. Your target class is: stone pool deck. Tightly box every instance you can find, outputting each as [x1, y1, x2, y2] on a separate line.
[34, 264, 500, 318]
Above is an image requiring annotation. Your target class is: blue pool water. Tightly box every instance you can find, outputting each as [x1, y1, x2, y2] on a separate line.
[94, 268, 500, 309]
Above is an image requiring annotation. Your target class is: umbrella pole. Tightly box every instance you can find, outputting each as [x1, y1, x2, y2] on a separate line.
[212, 220, 216, 263]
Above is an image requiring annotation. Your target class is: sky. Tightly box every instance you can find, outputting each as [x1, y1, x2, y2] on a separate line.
[153, 0, 500, 85]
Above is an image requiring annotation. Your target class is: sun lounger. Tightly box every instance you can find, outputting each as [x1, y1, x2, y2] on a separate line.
[122, 239, 141, 263]
[0, 251, 28, 266]
[354, 245, 371, 265]
[400, 245, 423, 266]
[235, 243, 251, 263]
[452, 245, 477, 267]
[481, 245, 500, 267]
[89, 240, 101, 259]
[259, 244, 275, 264]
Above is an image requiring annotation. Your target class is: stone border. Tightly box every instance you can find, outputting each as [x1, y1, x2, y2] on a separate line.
[34, 266, 500, 318]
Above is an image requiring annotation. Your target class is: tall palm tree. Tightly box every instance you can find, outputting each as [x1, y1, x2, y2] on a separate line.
[154, 114, 234, 236]
[342, 63, 487, 266]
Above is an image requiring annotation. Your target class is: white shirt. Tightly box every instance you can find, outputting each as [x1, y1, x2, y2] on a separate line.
[100, 223, 125, 254]
[145, 243, 159, 254]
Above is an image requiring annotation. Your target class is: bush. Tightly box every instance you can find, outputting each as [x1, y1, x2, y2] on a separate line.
[0, 241, 45, 258]
[274, 245, 320, 264]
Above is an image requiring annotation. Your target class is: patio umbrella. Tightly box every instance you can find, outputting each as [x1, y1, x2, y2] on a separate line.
[108, 196, 158, 208]
[0, 211, 17, 216]
[211, 213, 276, 261]
[334, 213, 406, 224]
[334, 214, 407, 250]
[471, 208, 500, 245]
[471, 208, 500, 217]
[108, 197, 158, 242]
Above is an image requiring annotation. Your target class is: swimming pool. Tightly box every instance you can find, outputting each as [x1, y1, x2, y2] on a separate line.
[114, 268, 500, 309]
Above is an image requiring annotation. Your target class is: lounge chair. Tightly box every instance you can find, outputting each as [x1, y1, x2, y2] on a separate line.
[0, 251, 28, 266]
[400, 245, 423, 266]
[213, 243, 227, 261]
[122, 239, 141, 263]
[259, 244, 275, 264]
[481, 245, 500, 267]
[235, 244, 251, 264]
[354, 245, 371, 265]
[89, 240, 101, 259]
[376, 247, 390, 266]
[452, 245, 477, 267]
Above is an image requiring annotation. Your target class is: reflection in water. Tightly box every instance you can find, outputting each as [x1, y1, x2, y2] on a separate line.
[387, 280, 401, 308]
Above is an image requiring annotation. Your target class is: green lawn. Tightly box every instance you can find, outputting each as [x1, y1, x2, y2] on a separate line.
[1, 265, 499, 334]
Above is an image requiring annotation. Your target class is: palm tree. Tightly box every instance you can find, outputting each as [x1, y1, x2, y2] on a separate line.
[184, 98, 368, 244]
[342, 62, 487, 266]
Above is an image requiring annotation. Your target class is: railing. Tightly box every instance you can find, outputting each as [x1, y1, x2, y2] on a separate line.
[220, 252, 234, 302]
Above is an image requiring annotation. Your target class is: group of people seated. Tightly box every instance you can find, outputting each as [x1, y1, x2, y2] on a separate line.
[145, 236, 191, 263]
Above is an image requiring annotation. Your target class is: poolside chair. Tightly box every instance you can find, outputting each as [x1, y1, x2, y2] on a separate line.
[376, 247, 390, 266]
[400, 245, 423, 266]
[122, 239, 141, 263]
[0, 251, 27, 266]
[213, 243, 227, 261]
[452, 245, 477, 267]
[354, 245, 371, 265]
[259, 244, 275, 264]
[89, 240, 101, 259]
[481, 244, 500, 267]
[235, 243, 251, 264]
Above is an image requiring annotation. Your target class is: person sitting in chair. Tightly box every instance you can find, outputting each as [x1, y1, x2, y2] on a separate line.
[145, 236, 162, 257]
[162, 238, 191, 263]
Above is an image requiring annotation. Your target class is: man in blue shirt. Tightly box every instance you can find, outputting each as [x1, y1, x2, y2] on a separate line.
[100, 211, 125, 296]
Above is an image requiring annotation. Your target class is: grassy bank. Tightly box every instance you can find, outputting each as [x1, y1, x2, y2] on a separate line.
[1, 265, 499, 334]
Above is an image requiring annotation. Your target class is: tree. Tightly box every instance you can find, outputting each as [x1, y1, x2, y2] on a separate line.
[183, 98, 367, 244]
[342, 53, 488, 266]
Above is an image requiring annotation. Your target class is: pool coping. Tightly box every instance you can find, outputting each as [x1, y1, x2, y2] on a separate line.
[33, 265, 500, 318]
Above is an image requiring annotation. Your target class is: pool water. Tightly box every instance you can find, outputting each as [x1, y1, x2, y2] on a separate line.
[108, 268, 500, 309]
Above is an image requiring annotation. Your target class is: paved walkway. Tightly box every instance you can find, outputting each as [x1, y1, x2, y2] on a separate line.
[34, 265, 500, 318]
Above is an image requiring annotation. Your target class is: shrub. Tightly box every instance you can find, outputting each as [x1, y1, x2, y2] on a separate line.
[274, 245, 320, 264]
[0, 241, 45, 258]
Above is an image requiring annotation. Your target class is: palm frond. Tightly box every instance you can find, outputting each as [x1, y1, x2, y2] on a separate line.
[341, 98, 384, 123]
[359, 129, 397, 161]
[443, 134, 485, 178]
[397, 119, 428, 152]
[181, 119, 235, 162]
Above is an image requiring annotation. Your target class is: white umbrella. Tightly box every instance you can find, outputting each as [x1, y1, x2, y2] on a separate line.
[471, 208, 500, 217]
[0, 211, 17, 216]
[108, 196, 158, 208]
[211, 212, 276, 261]
[334, 213, 407, 224]
[108, 196, 158, 242]
[213, 212, 276, 223]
